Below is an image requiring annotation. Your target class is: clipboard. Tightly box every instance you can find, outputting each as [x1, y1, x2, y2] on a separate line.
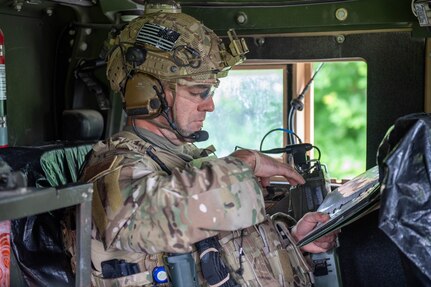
[296, 166, 380, 247]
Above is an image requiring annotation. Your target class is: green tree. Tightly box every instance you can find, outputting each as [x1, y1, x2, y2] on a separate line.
[313, 62, 367, 179]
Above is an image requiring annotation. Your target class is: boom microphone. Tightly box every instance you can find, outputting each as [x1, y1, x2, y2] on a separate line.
[164, 115, 209, 142]
[190, 130, 209, 142]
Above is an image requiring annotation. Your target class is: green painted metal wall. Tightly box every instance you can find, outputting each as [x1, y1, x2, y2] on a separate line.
[98, 0, 427, 36]
[0, 13, 59, 145]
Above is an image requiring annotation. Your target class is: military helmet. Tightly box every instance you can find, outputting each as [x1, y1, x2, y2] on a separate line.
[106, 5, 248, 117]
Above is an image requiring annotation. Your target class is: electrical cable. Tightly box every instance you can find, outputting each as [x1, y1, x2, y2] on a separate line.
[312, 145, 321, 161]
[287, 109, 296, 144]
[300, 159, 319, 174]
[259, 128, 302, 151]
[287, 63, 325, 144]
[131, 117, 172, 175]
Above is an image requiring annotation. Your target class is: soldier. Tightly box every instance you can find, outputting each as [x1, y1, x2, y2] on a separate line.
[80, 2, 338, 286]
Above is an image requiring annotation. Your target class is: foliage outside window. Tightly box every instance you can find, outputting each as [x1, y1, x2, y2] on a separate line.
[313, 61, 367, 180]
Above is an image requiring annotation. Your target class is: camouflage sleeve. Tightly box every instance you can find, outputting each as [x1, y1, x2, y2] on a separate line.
[94, 155, 266, 254]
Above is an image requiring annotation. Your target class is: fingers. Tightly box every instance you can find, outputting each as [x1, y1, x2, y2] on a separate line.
[301, 212, 330, 225]
[300, 223, 340, 253]
[281, 168, 305, 185]
[231, 149, 305, 185]
[254, 151, 305, 185]
[302, 244, 328, 254]
[315, 234, 338, 251]
[259, 177, 271, 187]
[297, 212, 330, 234]
[301, 233, 338, 253]
[315, 232, 337, 245]
[294, 212, 330, 237]
[302, 240, 336, 253]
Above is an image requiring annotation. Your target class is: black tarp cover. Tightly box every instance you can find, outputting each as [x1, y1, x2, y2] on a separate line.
[378, 113, 431, 284]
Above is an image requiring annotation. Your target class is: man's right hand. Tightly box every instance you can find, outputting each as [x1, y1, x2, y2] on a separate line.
[230, 149, 305, 187]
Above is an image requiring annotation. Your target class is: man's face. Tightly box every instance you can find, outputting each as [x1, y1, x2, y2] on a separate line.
[171, 79, 217, 137]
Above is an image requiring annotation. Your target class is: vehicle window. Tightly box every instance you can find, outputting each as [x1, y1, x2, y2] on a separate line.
[196, 66, 285, 157]
[196, 62, 367, 180]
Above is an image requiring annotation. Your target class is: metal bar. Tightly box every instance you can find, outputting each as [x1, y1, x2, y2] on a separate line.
[0, 184, 93, 221]
[75, 187, 93, 287]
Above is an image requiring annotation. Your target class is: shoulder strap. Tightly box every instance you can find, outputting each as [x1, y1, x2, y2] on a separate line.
[81, 131, 190, 182]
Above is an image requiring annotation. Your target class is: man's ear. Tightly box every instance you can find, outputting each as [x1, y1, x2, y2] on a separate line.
[162, 83, 175, 106]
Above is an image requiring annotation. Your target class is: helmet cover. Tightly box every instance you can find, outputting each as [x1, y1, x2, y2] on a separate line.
[107, 11, 248, 118]
[107, 12, 247, 94]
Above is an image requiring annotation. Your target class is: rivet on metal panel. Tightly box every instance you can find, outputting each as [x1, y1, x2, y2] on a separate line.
[255, 37, 265, 47]
[335, 8, 348, 21]
[335, 35, 345, 44]
[80, 42, 88, 51]
[235, 12, 248, 25]
[14, 1, 23, 12]
[46, 8, 53, 16]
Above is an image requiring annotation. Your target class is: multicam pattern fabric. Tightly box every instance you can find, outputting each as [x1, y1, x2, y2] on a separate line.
[107, 12, 236, 93]
[219, 218, 313, 287]
[81, 128, 314, 287]
[81, 129, 266, 254]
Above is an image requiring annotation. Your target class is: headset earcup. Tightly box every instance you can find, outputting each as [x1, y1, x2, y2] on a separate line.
[124, 74, 162, 118]
[149, 98, 161, 110]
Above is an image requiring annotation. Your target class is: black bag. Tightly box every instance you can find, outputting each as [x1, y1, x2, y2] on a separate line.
[377, 113, 431, 286]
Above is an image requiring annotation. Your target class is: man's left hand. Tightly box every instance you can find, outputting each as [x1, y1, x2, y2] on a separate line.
[291, 212, 339, 253]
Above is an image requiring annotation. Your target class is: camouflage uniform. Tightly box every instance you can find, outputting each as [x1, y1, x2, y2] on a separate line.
[80, 6, 313, 286]
[80, 126, 268, 286]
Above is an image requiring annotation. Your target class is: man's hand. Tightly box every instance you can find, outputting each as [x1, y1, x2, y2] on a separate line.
[230, 149, 305, 186]
[291, 212, 339, 253]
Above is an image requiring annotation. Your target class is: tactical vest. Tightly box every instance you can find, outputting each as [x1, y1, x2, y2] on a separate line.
[79, 131, 314, 287]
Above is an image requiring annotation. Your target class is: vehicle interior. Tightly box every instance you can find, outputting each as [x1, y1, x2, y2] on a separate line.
[0, 0, 430, 286]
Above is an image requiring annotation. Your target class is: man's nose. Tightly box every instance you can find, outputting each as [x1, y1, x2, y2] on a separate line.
[198, 96, 215, 112]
